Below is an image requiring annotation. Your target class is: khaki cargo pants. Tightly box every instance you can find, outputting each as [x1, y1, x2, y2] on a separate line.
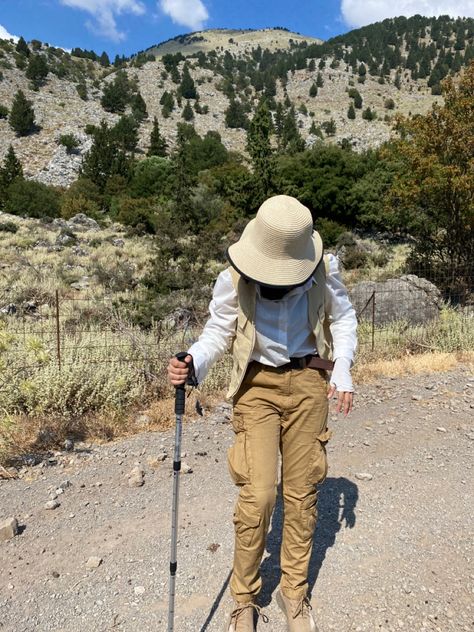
[228, 362, 331, 603]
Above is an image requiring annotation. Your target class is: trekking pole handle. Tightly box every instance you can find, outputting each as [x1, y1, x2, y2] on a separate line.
[174, 352, 189, 416]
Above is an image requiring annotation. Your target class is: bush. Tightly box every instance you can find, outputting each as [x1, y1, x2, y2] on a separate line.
[9, 90, 36, 136]
[315, 218, 346, 247]
[129, 156, 174, 199]
[5, 179, 61, 218]
[76, 83, 88, 100]
[58, 133, 80, 153]
[384, 98, 395, 110]
[0, 105, 8, 119]
[111, 196, 158, 234]
[341, 246, 369, 269]
[0, 221, 18, 233]
[60, 194, 101, 220]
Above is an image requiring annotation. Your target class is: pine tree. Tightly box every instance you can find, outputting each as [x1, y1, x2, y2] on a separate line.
[246, 99, 274, 199]
[26, 54, 49, 88]
[282, 106, 305, 153]
[147, 117, 167, 157]
[182, 101, 194, 121]
[321, 118, 336, 136]
[348, 87, 363, 109]
[347, 103, 356, 119]
[15, 36, 30, 56]
[316, 71, 324, 87]
[225, 99, 249, 129]
[9, 90, 36, 136]
[308, 59, 316, 71]
[81, 121, 131, 191]
[111, 115, 139, 152]
[101, 70, 132, 113]
[160, 91, 175, 118]
[132, 92, 148, 122]
[309, 83, 318, 97]
[99, 51, 110, 67]
[0, 145, 23, 206]
[179, 65, 197, 99]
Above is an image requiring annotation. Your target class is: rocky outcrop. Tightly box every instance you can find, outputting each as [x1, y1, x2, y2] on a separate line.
[350, 275, 442, 325]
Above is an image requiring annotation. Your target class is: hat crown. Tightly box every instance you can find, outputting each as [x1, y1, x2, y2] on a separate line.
[253, 195, 314, 259]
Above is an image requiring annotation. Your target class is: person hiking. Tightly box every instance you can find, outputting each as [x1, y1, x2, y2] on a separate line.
[168, 194, 357, 632]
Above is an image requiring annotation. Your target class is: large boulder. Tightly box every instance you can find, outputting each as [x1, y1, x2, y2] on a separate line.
[349, 274, 442, 325]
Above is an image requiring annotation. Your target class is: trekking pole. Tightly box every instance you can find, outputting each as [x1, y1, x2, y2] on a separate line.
[168, 352, 196, 632]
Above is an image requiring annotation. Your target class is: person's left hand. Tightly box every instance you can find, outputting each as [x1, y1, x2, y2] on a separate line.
[327, 385, 353, 416]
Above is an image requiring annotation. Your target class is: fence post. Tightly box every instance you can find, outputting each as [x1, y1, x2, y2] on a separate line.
[55, 289, 61, 370]
[371, 291, 375, 352]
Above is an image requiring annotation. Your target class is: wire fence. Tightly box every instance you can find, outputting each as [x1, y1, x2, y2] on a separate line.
[0, 264, 472, 373]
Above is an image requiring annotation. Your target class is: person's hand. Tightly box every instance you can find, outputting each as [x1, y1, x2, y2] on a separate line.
[327, 385, 353, 416]
[168, 354, 193, 386]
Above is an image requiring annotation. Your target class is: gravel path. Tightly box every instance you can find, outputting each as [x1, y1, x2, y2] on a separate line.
[1, 366, 473, 632]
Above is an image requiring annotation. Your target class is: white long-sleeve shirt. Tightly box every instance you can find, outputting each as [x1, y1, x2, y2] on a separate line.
[188, 253, 357, 391]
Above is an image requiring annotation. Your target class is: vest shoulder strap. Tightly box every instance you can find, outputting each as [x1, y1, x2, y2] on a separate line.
[228, 265, 240, 290]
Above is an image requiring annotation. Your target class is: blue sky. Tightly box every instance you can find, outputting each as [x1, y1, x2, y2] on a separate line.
[1, 0, 473, 58]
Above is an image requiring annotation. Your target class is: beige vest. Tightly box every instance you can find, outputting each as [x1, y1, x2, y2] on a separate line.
[226, 254, 333, 401]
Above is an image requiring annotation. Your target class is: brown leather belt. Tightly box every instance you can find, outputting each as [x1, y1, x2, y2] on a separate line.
[277, 354, 335, 371]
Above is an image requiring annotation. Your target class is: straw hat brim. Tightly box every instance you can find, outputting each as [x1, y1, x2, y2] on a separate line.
[227, 219, 323, 287]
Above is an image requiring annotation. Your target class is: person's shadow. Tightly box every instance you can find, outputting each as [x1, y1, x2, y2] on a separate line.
[259, 476, 359, 606]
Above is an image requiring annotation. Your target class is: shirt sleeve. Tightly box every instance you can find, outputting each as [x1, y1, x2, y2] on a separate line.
[187, 267, 238, 384]
[324, 253, 358, 366]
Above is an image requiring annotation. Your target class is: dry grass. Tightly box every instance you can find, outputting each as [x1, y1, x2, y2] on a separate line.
[353, 351, 473, 384]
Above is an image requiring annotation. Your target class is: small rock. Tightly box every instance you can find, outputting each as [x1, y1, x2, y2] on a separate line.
[0, 517, 19, 542]
[44, 500, 60, 510]
[64, 439, 74, 451]
[59, 480, 72, 490]
[355, 472, 373, 481]
[128, 466, 144, 488]
[181, 462, 193, 474]
[51, 571, 60, 578]
[86, 556, 102, 569]
[134, 586, 146, 595]
[436, 427, 447, 433]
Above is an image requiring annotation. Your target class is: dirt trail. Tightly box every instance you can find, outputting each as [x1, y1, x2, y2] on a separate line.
[1, 366, 473, 632]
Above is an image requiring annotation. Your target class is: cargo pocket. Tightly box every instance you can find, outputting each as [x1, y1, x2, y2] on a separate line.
[306, 428, 332, 486]
[233, 502, 261, 548]
[227, 414, 250, 487]
[300, 493, 318, 540]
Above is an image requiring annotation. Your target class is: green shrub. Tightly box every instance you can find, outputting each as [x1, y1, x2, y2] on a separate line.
[0, 221, 18, 233]
[0, 105, 8, 119]
[316, 218, 346, 247]
[5, 179, 61, 218]
[58, 133, 80, 153]
[76, 82, 88, 100]
[60, 194, 101, 220]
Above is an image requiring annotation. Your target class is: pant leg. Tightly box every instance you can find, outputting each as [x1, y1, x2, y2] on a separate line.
[228, 365, 284, 602]
[279, 367, 331, 600]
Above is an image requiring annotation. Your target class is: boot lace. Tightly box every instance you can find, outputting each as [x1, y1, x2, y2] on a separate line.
[231, 602, 269, 624]
[293, 596, 313, 619]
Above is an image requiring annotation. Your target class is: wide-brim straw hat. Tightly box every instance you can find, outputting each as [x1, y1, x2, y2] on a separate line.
[227, 195, 323, 287]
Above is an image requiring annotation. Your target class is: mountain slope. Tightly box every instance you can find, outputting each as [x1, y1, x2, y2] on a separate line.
[0, 16, 473, 186]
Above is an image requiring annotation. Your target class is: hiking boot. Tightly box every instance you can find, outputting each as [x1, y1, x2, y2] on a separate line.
[276, 589, 319, 632]
[225, 601, 268, 632]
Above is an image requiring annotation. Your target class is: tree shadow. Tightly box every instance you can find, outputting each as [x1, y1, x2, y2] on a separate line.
[259, 476, 359, 606]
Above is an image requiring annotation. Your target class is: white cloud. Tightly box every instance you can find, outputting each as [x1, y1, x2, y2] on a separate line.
[59, 0, 146, 41]
[0, 24, 19, 43]
[159, 0, 209, 31]
[341, 0, 474, 28]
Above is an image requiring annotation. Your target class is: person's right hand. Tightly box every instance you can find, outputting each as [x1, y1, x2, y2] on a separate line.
[168, 354, 193, 386]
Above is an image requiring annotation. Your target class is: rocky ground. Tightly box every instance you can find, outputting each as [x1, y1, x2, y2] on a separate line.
[0, 365, 473, 632]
